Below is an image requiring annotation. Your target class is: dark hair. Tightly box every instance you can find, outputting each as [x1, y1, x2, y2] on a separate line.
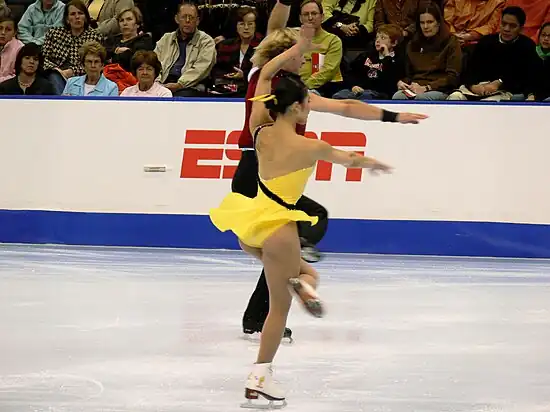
[236, 6, 257, 22]
[410, 1, 452, 52]
[15, 43, 44, 75]
[131, 50, 162, 77]
[336, 0, 364, 15]
[538, 21, 550, 41]
[63, 0, 91, 30]
[177, 2, 199, 17]
[415, 1, 443, 35]
[0, 15, 16, 26]
[264, 73, 308, 114]
[300, 0, 324, 15]
[502, 6, 526, 27]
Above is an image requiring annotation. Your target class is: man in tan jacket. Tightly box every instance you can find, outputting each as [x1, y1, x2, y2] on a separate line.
[154, 2, 216, 97]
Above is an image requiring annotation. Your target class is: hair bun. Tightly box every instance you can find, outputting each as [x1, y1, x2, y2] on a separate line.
[264, 97, 280, 112]
[264, 73, 308, 115]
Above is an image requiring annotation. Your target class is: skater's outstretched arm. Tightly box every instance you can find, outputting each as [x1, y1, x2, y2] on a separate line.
[267, 0, 292, 35]
[308, 92, 429, 124]
[307, 139, 393, 174]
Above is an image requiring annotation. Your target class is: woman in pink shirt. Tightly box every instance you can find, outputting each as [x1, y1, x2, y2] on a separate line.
[121, 50, 172, 97]
[0, 16, 24, 84]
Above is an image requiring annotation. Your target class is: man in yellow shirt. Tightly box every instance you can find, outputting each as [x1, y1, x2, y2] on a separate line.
[299, 0, 344, 96]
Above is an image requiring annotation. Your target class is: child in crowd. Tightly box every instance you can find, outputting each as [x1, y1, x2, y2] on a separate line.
[333, 24, 403, 101]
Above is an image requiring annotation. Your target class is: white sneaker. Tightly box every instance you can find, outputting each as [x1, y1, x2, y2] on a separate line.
[241, 363, 287, 409]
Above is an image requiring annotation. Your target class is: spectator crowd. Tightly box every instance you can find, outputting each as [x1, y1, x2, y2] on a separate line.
[0, 0, 548, 101]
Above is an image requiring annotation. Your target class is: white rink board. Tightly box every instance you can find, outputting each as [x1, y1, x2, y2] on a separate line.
[0, 98, 548, 224]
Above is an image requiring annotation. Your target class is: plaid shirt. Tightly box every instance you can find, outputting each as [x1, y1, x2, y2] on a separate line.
[42, 27, 103, 76]
[212, 34, 262, 83]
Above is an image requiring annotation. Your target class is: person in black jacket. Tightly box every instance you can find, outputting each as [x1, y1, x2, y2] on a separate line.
[448, 6, 540, 101]
[0, 42, 55, 95]
[333, 23, 403, 100]
[104, 6, 154, 72]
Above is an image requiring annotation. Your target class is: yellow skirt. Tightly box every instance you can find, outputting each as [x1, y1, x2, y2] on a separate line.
[209, 192, 319, 248]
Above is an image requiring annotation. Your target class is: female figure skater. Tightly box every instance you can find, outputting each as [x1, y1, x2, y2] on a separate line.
[237, 27, 328, 343]
[210, 26, 393, 408]
[238, 24, 427, 343]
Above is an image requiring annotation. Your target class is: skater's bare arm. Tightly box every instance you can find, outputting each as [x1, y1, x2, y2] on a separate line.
[257, 26, 313, 84]
[309, 93, 429, 124]
[267, 0, 292, 35]
[248, 45, 300, 131]
[309, 140, 393, 173]
[249, 26, 314, 131]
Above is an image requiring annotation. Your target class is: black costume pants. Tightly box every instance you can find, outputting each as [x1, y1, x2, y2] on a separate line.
[232, 150, 329, 330]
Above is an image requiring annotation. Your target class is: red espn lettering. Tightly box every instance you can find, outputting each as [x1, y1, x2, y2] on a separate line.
[315, 132, 365, 182]
[180, 129, 367, 181]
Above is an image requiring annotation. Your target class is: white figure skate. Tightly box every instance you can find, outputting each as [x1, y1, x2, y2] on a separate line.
[288, 277, 324, 318]
[241, 363, 287, 409]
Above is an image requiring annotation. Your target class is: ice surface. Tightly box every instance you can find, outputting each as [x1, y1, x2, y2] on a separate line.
[1, 245, 549, 412]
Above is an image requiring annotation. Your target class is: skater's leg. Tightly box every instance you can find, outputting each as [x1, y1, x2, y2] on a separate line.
[239, 242, 270, 331]
[242, 269, 270, 331]
[295, 196, 329, 262]
[256, 223, 301, 363]
[232, 154, 274, 334]
[295, 195, 328, 245]
[298, 259, 320, 289]
[239, 243, 292, 340]
[243, 224, 324, 406]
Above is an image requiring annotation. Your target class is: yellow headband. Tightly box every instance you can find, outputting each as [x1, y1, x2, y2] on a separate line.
[249, 94, 278, 104]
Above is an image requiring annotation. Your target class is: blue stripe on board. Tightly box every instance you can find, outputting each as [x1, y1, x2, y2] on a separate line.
[1, 210, 549, 258]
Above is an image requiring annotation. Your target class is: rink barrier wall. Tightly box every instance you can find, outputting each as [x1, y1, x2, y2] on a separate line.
[1, 97, 550, 258]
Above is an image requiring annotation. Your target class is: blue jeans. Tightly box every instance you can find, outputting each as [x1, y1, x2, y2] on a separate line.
[47, 71, 67, 95]
[392, 90, 448, 100]
[332, 89, 387, 101]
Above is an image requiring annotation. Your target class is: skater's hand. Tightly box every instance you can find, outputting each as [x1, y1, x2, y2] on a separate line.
[397, 112, 429, 124]
[367, 158, 393, 175]
[298, 24, 316, 52]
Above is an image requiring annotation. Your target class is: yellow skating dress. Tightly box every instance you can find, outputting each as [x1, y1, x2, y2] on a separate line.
[209, 166, 319, 248]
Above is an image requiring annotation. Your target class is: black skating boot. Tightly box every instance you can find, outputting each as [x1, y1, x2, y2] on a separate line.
[300, 237, 322, 263]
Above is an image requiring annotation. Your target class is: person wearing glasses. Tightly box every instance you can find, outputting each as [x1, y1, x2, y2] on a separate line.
[154, 2, 216, 97]
[298, 0, 344, 97]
